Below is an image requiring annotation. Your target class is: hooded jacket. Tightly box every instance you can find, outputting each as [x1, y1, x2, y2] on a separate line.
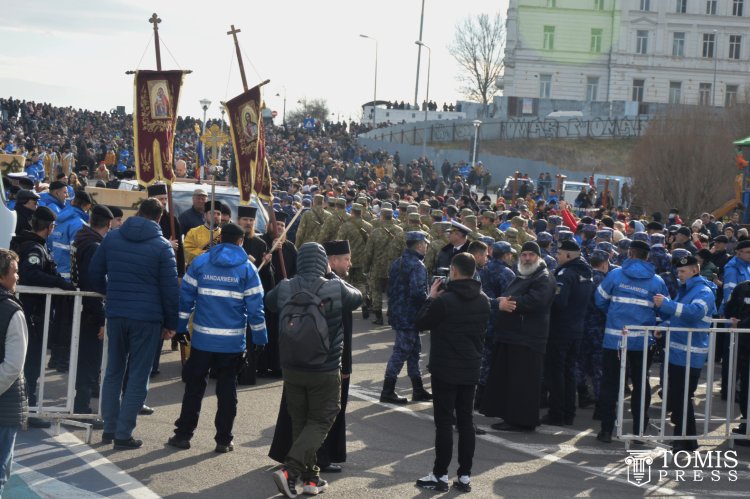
[49, 204, 89, 279]
[416, 278, 490, 385]
[265, 242, 362, 373]
[89, 216, 179, 329]
[71, 225, 105, 325]
[550, 256, 594, 339]
[722, 255, 750, 311]
[178, 243, 267, 353]
[39, 192, 65, 215]
[595, 258, 669, 351]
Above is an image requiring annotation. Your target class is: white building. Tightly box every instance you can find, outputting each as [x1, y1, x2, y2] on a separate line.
[502, 0, 750, 110]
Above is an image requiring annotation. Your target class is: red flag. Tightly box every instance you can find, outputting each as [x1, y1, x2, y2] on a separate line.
[133, 70, 184, 186]
[561, 207, 578, 232]
[225, 85, 269, 204]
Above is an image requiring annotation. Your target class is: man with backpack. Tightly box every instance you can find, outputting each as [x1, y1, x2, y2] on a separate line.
[265, 242, 362, 498]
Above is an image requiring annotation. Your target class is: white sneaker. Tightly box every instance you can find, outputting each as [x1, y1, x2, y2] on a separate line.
[453, 475, 472, 492]
[302, 477, 328, 495]
[416, 472, 449, 491]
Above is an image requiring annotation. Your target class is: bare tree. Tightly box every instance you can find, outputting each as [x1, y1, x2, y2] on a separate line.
[286, 98, 330, 127]
[449, 12, 505, 115]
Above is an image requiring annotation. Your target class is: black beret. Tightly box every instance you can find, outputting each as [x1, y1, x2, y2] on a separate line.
[521, 241, 541, 256]
[676, 226, 692, 237]
[737, 240, 750, 251]
[323, 240, 351, 256]
[559, 239, 581, 252]
[147, 183, 168, 197]
[49, 180, 66, 191]
[674, 255, 698, 268]
[629, 240, 651, 252]
[33, 206, 56, 222]
[221, 222, 245, 241]
[75, 191, 92, 205]
[107, 206, 123, 218]
[237, 206, 258, 219]
[714, 235, 729, 243]
[91, 205, 114, 220]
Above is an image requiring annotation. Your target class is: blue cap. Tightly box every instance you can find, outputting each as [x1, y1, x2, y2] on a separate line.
[617, 238, 632, 251]
[583, 224, 597, 234]
[405, 231, 428, 242]
[650, 233, 665, 246]
[671, 248, 691, 261]
[554, 225, 567, 235]
[591, 249, 610, 261]
[597, 242, 615, 253]
[559, 230, 574, 241]
[537, 231, 553, 243]
[492, 241, 516, 254]
[548, 215, 562, 226]
[596, 229, 613, 241]
[479, 236, 495, 245]
[632, 231, 649, 243]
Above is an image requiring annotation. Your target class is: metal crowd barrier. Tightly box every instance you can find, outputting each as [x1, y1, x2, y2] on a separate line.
[616, 319, 750, 449]
[16, 285, 106, 444]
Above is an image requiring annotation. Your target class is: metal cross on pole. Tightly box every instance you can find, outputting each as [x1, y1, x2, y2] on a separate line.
[200, 124, 229, 245]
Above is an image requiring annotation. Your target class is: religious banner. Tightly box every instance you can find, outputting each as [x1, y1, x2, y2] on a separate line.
[253, 115, 272, 202]
[225, 84, 270, 203]
[133, 70, 184, 186]
[0, 153, 25, 176]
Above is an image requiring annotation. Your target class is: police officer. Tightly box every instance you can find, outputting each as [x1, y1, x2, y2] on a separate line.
[649, 233, 671, 274]
[13, 189, 39, 235]
[380, 231, 431, 404]
[11, 206, 74, 428]
[537, 232, 557, 272]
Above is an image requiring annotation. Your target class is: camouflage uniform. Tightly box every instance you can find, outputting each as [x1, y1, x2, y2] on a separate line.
[511, 216, 535, 245]
[336, 204, 373, 313]
[294, 197, 331, 248]
[317, 199, 349, 244]
[504, 227, 523, 256]
[357, 196, 375, 224]
[479, 212, 504, 241]
[363, 210, 405, 323]
[425, 222, 450, 276]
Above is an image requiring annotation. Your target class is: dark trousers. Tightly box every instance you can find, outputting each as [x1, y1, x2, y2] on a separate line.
[174, 347, 241, 445]
[544, 337, 579, 422]
[74, 313, 103, 413]
[432, 377, 475, 478]
[24, 314, 44, 407]
[667, 363, 701, 440]
[737, 343, 750, 421]
[152, 339, 163, 374]
[600, 348, 652, 434]
[51, 295, 73, 367]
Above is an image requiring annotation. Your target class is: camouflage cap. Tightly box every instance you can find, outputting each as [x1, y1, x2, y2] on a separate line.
[351, 203, 363, 212]
[511, 216, 526, 226]
[398, 201, 409, 209]
[406, 205, 418, 214]
[493, 241, 516, 255]
[407, 212, 421, 221]
[463, 215, 477, 228]
[356, 196, 368, 205]
[460, 208, 474, 219]
[482, 210, 497, 220]
[650, 233, 665, 246]
[335, 197, 347, 208]
[431, 209, 444, 218]
[327, 196, 336, 206]
[434, 221, 450, 231]
[381, 208, 393, 218]
[313, 194, 325, 205]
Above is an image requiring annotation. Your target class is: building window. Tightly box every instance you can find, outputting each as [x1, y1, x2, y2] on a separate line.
[726, 85, 739, 106]
[703, 33, 716, 58]
[587, 77, 599, 101]
[676, 0, 687, 13]
[594, 0, 605, 10]
[699, 83, 712, 105]
[734, 0, 744, 16]
[706, 0, 717, 14]
[730, 35, 742, 59]
[640, 0, 650, 11]
[636, 30, 649, 54]
[591, 29, 603, 53]
[547, 0, 556, 7]
[632, 79, 645, 102]
[669, 81, 682, 104]
[672, 32, 685, 56]
[540, 74, 552, 98]
[543, 26, 555, 50]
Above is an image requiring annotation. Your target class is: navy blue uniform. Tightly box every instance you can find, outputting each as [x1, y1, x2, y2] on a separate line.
[478, 259, 515, 386]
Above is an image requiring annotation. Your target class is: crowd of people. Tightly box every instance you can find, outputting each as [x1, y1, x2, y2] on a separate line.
[2, 96, 750, 496]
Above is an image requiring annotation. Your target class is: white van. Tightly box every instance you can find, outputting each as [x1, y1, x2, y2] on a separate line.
[562, 180, 592, 205]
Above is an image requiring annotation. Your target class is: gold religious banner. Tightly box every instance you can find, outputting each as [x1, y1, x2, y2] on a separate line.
[200, 124, 229, 167]
[0, 154, 25, 176]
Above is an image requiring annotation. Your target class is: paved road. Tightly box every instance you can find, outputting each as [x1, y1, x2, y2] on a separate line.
[8, 313, 750, 498]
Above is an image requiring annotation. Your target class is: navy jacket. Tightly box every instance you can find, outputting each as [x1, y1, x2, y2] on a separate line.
[89, 216, 179, 330]
[387, 248, 429, 331]
[550, 256, 594, 339]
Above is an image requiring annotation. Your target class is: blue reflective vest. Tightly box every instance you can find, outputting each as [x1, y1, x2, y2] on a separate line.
[49, 205, 89, 279]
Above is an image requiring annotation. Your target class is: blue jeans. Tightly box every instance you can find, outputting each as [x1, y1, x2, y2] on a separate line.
[101, 317, 161, 440]
[0, 425, 18, 495]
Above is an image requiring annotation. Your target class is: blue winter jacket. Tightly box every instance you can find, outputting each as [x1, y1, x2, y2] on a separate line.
[387, 248, 429, 331]
[89, 216, 179, 330]
[38, 192, 65, 215]
[721, 256, 750, 312]
[178, 243, 267, 353]
[595, 258, 669, 351]
[479, 258, 516, 341]
[657, 275, 717, 368]
[49, 205, 89, 279]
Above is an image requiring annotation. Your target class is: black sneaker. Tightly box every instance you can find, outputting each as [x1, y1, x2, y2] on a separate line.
[302, 476, 328, 495]
[416, 473, 449, 492]
[596, 430, 612, 444]
[166, 435, 191, 449]
[453, 476, 472, 493]
[102, 432, 115, 444]
[113, 437, 143, 450]
[27, 417, 52, 429]
[215, 442, 234, 453]
[273, 468, 299, 498]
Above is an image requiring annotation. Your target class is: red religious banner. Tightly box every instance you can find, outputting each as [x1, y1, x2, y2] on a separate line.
[133, 70, 184, 186]
[225, 85, 270, 203]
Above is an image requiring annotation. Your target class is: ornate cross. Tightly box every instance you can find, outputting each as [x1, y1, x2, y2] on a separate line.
[149, 13, 161, 30]
[227, 24, 249, 91]
[200, 124, 229, 166]
[149, 13, 162, 70]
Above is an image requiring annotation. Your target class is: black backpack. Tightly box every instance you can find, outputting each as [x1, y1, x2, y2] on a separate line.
[279, 279, 331, 368]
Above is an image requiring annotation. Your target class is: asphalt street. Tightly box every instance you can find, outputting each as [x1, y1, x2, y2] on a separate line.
[9, 311, 750, 498]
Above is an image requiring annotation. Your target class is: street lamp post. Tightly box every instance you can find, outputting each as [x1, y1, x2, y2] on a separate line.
[199, 98, 211, 180]
[275, 88, 287, 129]
[413, 0, 426, 109]
[712, 29, 718, 107]
[360, 34, 378, 127]
[415, 41, 431, 159]
[471, 120, 482, 166]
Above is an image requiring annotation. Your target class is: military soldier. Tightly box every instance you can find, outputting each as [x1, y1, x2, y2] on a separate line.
[380, 231, 432, 404]
[580, 224, 597, 262]
[649, 233, 672, 274]
[504, 227, 522, 257]
[511, 216, 535, 244]
[318, 197, 349, 244]
[357, 196, 375, 224]
[295, 194, 330, 248]
[430, 209, 444, 224]
[324, 196, 336, 214]
[479, 211, 503, 241]
[418, 202, 432, 227]
[406, 212, 428, 233]
[336, 203, 373, 318]
[425, 222, 449, 277]
[184, 200, 224, 267]
[363, 207, 405, 325]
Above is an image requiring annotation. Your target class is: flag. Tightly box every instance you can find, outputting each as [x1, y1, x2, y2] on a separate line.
[194, 123, 205, 180]
[133, 70, 184, 186]
[224, 85, 271, 204]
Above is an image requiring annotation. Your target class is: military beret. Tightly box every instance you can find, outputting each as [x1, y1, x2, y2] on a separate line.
[335, 197, 347, 207]
[33, 206, 56, 222]
[492, 241, 516, 255]
[405, 231, 428, 242]
[617, 238, 632, 251]
[49, 180, 66, 191]
[107, 206, 124, 218]
[15, 189, 39, 203]
[221, 222, 245, 241]
[91, 205, 113, 220]
[583, 224, 597, 234]
[537, 231, 553, 243]
[736, 240, 750, 251]
[238, 206, 258, 219]
[147, 183, 168, 197]
[646, 221, 664, 231]
[674, 254, 698, 268]
[323, 239, 351, 256]
[479, 236, 495, 245]
[560, 239, 581, 252]
[650, 233, 665, 245]
[447, 220, 471, 235]
[629, 240, 651, 252]
[676, 226, 692, 237]
[559, 231, 574, 241]
[596, 242, 614, 253]
[714, 235, 729, 243]
[632, 231, 649, 242]
[351, 203, 363, 213]
[521, 241, 541, 256]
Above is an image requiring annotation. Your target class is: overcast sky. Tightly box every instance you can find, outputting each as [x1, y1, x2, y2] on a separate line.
[1, 0, 508, 123]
